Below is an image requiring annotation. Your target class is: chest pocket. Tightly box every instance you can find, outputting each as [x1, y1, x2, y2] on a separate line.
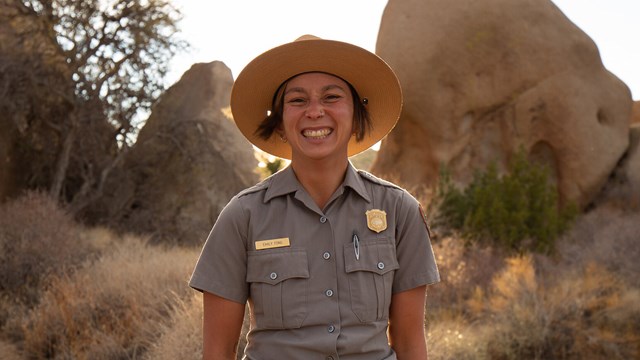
[246, 249, 309, 329]
[344, 237, 399, 323]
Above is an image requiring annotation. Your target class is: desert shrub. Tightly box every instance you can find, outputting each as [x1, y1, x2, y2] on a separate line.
[427, 237, 505, 318]
[144, 294, 203, 360]
[0, 191, 95, 307]
[147, 291, 251, 360]
[556, 207, 640, 287]
[427, 319, 487, 360]
[470, 256, 553, 359]
[0, 340, 22, 360]
[465, 255, 640, 360]
[434, 150, 577, 253]
[12, 236, 199, 359]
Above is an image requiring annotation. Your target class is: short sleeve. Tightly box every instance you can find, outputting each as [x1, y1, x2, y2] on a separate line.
[189, 196, 249, 304]
[392, 191, 440, 293]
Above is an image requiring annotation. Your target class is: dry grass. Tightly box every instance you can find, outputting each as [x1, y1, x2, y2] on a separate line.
[6, 237, 199, 359]
[427, 319, 487, 360]
[0, 192, 97, 309]
[555, 207, 640, 287]
[0, 340, 22, 360]
[1, 190, 638, 359]
[427, 236, 506, 320]
[147, 293, 252, 360]
[144, 293, 203, 360]
[425, 206, 640, 359]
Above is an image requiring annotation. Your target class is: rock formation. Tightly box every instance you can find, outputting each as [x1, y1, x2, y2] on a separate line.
[592, 125, 640, 210]
[632, 101, 640, 125]
[94, 62, 258, 245]
[372, 0, 632, 208]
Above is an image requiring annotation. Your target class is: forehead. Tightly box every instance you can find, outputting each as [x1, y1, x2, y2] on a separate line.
[285, 72, 350, 90]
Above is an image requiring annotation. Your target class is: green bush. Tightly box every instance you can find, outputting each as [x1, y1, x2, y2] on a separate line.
[435, 150, 576, 253]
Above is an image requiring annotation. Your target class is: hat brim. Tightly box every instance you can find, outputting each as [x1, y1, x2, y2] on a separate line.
[230, 37, 402, 160]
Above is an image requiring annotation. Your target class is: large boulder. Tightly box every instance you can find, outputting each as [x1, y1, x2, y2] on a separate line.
[95, 62, 258, 245]
[632, 101, 640, 125]
[592, 125, 640, 210]
[372, 0, 632, 208]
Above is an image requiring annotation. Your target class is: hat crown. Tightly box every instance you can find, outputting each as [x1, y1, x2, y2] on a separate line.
[295, 34, 321, 42]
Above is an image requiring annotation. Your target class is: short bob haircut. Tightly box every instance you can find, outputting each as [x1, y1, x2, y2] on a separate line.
[255, 73, 372, 142]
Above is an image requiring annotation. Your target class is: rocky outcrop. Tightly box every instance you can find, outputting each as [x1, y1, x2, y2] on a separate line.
[592, 125, 640, 210]
[95, 62, 258, 245]
[372, 0, 632, 208]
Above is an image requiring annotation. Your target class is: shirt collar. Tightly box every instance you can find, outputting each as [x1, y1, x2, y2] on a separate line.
[263, 162, 371, 203]
[342, 162, 371, 202]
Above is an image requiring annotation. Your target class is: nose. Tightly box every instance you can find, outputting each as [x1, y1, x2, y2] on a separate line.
[305, 100, 325, 119]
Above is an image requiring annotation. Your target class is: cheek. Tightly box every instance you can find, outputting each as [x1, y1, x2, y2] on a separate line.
[280, 112, 297, 134]
[282, 106, 301, 121]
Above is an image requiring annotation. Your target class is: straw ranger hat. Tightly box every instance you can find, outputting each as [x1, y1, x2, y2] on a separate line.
[230, 35, 402, 159]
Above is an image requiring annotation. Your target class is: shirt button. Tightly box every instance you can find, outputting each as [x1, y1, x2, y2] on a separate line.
[327, 325, 335, 333]
[325, 289, 334, 297]
[323, 252, 331, 260]
[320, 216, 327, 223]
[377, 262, 385, 270]
[269, 272, 278, 280]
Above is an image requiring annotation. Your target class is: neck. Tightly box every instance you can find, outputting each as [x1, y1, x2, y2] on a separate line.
[290, 156, 350, 210]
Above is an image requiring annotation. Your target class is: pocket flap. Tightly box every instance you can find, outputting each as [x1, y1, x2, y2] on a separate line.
[247, 249, 309, 285]
[344, 238, 400, 275]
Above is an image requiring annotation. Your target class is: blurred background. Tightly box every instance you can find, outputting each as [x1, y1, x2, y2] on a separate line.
[0, 1, 638, 359]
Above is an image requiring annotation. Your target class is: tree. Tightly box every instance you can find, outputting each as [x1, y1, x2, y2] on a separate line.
[1, 0, 187, 211]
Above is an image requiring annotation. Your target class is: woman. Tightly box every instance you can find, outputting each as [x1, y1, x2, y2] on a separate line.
[190, 35, 440, 360]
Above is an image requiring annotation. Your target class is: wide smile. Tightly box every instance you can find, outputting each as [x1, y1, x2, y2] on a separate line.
[302, 128, 333, 139]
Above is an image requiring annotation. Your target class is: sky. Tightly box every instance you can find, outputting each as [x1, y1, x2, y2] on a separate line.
[167, 0, 639, 100]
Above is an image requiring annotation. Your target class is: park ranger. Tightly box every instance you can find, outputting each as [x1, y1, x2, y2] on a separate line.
[190, 35, 440, 360]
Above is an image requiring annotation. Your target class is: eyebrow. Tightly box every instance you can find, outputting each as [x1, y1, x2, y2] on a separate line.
[284, 84, 347, 95]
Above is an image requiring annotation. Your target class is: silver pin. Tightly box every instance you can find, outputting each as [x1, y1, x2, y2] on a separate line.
[353, 232, 360, 260]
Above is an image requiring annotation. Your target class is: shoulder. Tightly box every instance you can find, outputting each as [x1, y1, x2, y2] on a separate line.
[357, 169, 404, 191]
[357, 169, 422, 209]
[235, 178, 270, 198]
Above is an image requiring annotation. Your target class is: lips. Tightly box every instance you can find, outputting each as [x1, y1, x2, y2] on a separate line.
[302, 128, 333, 139]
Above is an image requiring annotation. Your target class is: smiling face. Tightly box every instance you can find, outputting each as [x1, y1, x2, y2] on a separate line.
[279, 72, 354, 163]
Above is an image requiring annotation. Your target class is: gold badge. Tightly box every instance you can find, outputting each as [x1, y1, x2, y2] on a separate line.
[366, 209, 387, 233]
[255, 237, 290, 250]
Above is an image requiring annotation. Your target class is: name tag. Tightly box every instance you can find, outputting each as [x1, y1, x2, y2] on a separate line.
[255, 237, 290, 250]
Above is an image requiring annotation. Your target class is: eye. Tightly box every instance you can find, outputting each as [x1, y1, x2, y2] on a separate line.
[324, 94, 342, 102]
[286, 97, 307, 105]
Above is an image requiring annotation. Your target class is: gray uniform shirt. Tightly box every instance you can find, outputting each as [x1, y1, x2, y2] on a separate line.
[190, 164, 440, 360]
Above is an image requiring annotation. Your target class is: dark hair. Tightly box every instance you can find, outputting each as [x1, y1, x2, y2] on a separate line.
[254, 75, 372, 142]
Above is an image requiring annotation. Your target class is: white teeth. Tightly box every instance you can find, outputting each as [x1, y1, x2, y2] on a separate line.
[303, 129, 332, 138]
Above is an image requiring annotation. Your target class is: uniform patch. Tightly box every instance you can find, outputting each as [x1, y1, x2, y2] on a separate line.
[255, 237, 290, 250]
[366, 209, 387, 233]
